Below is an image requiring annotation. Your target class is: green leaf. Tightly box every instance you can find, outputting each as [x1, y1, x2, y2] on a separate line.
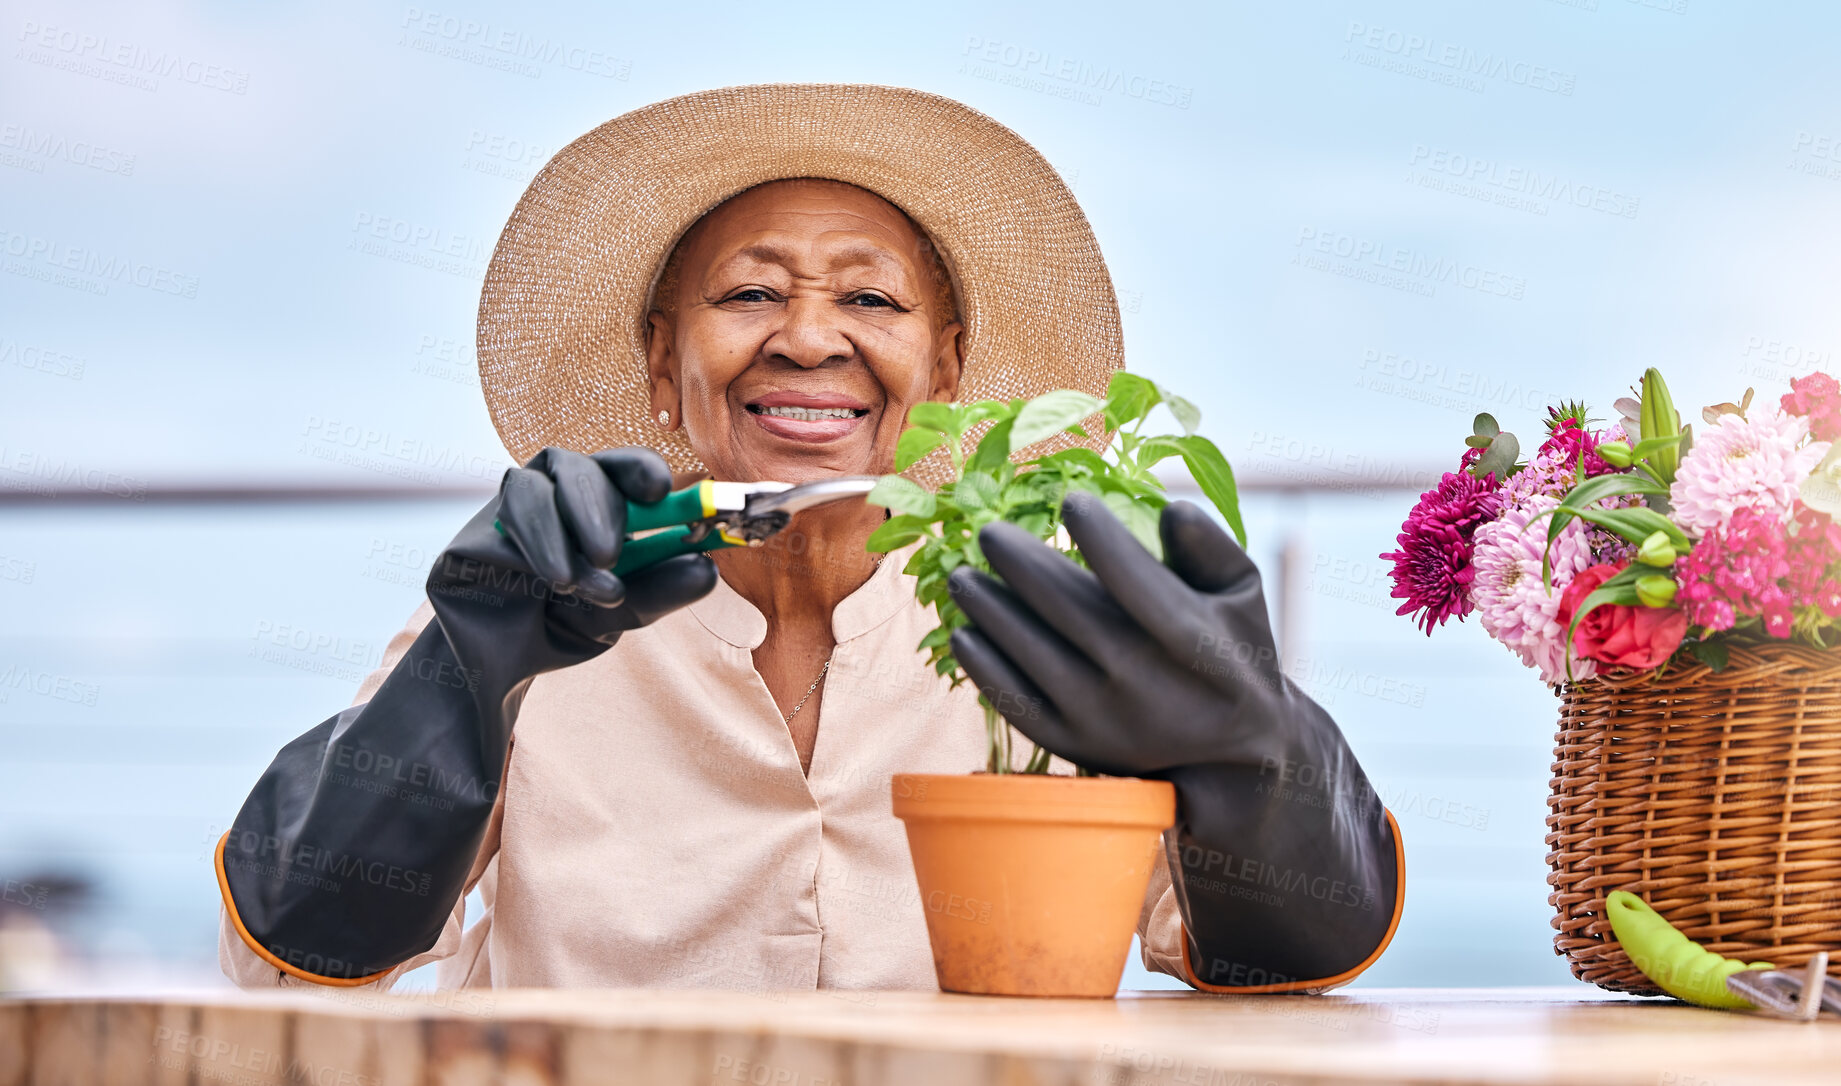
[866, 475, 936, 518]
[967, 416, 1017, 476]
[1687, 638, 1730, 672]
[1033, 446, 1111, 478]
[1167, 434, 1248, 547]
[1101, 491, 1164, 558]
[954, 472, 1001, 511]
[908, 401, 962, 436]
[1164, 393, 1202, 436]
[1570, 506, 1690, 551]
[1103, 372, 1160, 431]
[963, 400, 1016, 428]
[1464, 434, 1494, 449]
[1470, 431, 1520, 481]
[1137, 434, 1186, 469]
[1010, 389, 1105, 453]
[917, 625, 953, 650]
[865, 514, 931, 552]
[1473, 413, 1500, 439]
[894, 428, 945, 471]
[1627, 434, 1683, 462]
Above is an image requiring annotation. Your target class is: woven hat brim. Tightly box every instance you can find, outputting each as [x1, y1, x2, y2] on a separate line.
[478, 82, 1123, 484]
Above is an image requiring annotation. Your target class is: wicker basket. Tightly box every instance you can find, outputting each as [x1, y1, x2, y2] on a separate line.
[1547, 641, 1841, 994]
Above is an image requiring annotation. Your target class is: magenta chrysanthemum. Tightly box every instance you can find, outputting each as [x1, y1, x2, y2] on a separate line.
[1470, 496, 1598, 684]
[1382, 465, 1504, 634]
[1670, 404, 1828, 537]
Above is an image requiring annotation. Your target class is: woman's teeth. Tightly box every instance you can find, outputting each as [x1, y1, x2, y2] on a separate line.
[749, 405, 865, 420]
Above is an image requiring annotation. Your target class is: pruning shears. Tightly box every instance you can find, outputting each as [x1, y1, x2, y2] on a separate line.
[500, 476, 881, 577]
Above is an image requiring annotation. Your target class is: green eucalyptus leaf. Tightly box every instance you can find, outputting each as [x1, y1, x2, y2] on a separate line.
[1011, 389, 1105, 453]
[1473, 412, 1500, 439]
[1103, 372, 1160, 431]
[866, 475, 937, 519]
[865, 513, 931, 552]
[894, 428, 945, 471]
[1470, 431, 1520, 481]
[1465, 434, 1494, 449]
[1167, 434, 1247, 547]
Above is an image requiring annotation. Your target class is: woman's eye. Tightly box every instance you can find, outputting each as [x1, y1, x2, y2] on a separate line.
[846, 293, 896, 309]
[724, 288, 774, 303]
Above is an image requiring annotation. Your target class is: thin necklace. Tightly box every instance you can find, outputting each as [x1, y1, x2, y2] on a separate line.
[783, 551, 884, 725]
[785, 658, 830, 724]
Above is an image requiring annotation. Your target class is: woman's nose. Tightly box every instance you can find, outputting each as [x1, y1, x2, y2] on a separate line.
[763, 296, 853, 368]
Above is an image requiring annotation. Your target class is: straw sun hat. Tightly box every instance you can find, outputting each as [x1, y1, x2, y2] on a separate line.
[477, 83, 1124, 481]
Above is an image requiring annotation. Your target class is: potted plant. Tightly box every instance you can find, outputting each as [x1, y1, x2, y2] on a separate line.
[865, 372, 1245, 997]
[1381, 366, 1841, 994]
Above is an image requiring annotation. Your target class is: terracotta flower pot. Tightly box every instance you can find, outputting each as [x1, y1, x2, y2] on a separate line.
[891, 773, 1176, 998]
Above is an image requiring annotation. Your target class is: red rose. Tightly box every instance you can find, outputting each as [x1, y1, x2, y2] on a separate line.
[1556, 563, 1689, 671]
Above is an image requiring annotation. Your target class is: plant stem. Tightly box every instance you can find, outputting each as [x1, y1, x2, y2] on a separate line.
[982, 698, 1004, 774]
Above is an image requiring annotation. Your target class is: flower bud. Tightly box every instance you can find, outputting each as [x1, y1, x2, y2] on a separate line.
[1636, 574, 1679, 608]
[1596, 441, 1633, 468]
[1636, 530, 1677, 567]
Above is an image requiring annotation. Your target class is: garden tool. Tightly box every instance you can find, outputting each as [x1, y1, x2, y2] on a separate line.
[594, 475, 882, 575]
[1726, 952, 1841, 1021]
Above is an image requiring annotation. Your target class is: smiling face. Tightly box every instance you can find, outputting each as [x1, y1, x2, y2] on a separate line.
[645, 179, 964, 485]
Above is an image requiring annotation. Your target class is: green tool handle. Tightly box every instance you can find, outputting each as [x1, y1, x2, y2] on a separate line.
[492, 482, 735, 577]
[612, 524, 733, 576]
[625, 483, 713, 533]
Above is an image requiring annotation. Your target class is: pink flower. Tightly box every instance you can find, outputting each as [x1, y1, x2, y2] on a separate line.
[1471, 495, 1598, 684]
[1676, 505, 1799, 635]
[1557, 563, 1688, 670]
[1382, 460, 1504, 634]
[1669, 404, 1828, 538]
[1782, 372, 1841, 443]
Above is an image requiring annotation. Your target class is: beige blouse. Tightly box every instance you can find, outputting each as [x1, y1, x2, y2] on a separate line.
[219, 549, 1193, 991]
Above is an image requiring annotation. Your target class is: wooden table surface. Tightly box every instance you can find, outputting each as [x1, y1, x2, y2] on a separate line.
[4, 986, 1839, 1086]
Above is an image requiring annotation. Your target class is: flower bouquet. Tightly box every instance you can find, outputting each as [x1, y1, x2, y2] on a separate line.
[1382, 367, 1841, 994]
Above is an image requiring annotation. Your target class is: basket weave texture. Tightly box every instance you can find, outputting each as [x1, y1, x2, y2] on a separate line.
[1547, 641, 1841, 994]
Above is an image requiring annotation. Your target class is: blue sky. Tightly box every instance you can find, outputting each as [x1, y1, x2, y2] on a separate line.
[5, 0, 1839, 491]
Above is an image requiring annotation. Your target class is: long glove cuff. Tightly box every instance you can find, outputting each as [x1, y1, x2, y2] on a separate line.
[217, 621, 516, 982]
[1163, 701, 1405, 992]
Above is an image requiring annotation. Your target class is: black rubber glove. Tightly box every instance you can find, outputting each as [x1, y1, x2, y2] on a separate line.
[219, 447, 717, 982]
[948, 494, 1402, 991]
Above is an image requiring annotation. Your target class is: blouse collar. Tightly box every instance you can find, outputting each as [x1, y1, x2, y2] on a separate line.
[688, 542, 919, 650]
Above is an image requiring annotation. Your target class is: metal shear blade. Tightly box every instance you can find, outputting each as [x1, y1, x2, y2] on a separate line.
[717, 476, 881, 543]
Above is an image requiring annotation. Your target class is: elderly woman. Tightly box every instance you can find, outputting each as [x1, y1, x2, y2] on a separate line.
[216, 85, 1401, 994]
